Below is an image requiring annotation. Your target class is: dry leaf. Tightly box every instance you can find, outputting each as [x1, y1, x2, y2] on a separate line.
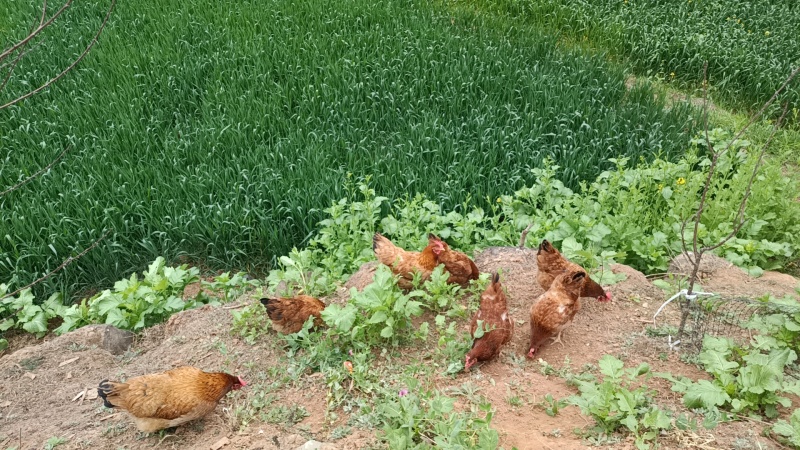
[85, 389, 98, 400]
[23, 373, 35, 380]
[210, 436, 230, 450]
[0, 401, 11, 408]
[66, 372, 73, 379]
[59, 357, 80, 367]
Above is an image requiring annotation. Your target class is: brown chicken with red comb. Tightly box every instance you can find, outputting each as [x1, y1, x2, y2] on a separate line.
[536, 239, 611, 302]
[97, 366, 246, 432]
[428, 234, 480, 287]
[373, 232, 440, 290]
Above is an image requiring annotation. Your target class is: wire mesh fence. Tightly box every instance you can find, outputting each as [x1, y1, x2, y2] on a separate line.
[669, 293, 800, 381]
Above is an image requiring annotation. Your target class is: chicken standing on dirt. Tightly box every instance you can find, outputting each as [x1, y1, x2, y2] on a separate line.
[373, 232, 440, 290]
[260, 295, 326, 334]
[528, 269, 587, 358]
[536, 239, 611, 302]
[97, 366, 246, 432]
[428, 234, 480, 286]
[465, 272, 514, 370]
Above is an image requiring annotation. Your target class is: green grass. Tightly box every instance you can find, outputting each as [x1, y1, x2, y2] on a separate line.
[0, 0, 696, 299]
[463, 0, 800, 122]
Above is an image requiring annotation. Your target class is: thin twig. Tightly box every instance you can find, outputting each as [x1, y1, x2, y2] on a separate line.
[0, 146, 70, 197]
[518, 223, 535, 248]
[1, 229, 112, 302]
[700, 103, 790, 253]
[0, 0, 47, 93]
[0, 0, 116, 110]
[0, 0, 71, 62]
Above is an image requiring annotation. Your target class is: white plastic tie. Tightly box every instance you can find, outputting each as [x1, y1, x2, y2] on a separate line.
[653, 289, 716, 324]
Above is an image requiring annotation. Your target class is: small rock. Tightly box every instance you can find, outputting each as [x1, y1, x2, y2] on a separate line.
[63, 324, 135, 355]
[210, 437, 230, 450]
[295, 441, 337, 450]
[0, 400, 11, 408]
[282, 435, 305, 447]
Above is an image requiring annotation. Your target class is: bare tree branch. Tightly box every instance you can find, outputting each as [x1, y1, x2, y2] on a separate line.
[0, 146, 70, 198]
[0, 0, 116, 110]
[0, 0, 48, 92]
[677, 65, 799, 338]
[700, 103, 790, 254]
[0, 0, 69, 63]
[0, 229, 112, 302]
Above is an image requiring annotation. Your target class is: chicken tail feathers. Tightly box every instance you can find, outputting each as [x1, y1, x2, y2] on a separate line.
[492, 272, 500, 285]
[372, 233, 401, 265]
[98, 379, 122, 409]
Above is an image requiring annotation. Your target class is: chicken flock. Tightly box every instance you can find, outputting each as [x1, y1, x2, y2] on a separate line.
[97, 233, 611, 433]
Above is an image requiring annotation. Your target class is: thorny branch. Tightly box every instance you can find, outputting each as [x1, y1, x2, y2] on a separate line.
[0, 146, 70, 197]
[0, 0, 116, 110]
[0, 229, 112, 303]
[0, 1, 115, 304]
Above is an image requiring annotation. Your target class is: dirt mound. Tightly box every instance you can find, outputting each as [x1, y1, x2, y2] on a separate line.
[1, 247, 797, 450]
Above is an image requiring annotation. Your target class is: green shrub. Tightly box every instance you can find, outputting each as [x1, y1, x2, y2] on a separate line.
[568, 355, 672, 449]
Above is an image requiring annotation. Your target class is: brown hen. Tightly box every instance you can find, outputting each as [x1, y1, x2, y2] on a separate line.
[428, 234, 480, 286]
[260, 295, 326, 334]
[527, 269, 587, 358]
[465, 272, 514, 370]
[98, 366, 245, 432]
[373, 232, 440, 290]
[536, 239, 611, 302]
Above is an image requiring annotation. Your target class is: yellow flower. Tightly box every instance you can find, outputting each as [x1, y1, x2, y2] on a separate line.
[676, 177, 686, 186]
[658, 184, 664, 191]
[670, 72, 676, 79]
[765, 31, 771, 36]
[496, 197, 502, 203]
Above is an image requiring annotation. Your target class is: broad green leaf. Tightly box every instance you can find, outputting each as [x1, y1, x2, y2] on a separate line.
[380, 325, 394, 338]
[163, 295, 185, 312]
[368, 310, 388, 324]
[683, 380, 730, 409]
[598, 355, 624, 379]
[105, 308, 128, 329]
[0, 318, 14, 331]
[738, 364, 781, 394]
[21, 310, 48, 336]
[620, 414, 638, 433]
[616, 389, 638, 413]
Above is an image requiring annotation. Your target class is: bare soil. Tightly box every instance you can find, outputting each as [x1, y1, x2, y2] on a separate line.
[1, 248, 798, 450]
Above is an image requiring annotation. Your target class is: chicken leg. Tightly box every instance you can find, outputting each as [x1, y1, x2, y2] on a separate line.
[549, 330, 566, 347]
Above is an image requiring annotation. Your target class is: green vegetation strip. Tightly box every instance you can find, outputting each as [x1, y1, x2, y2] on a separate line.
[1, 0, 694, 298]
[465, 0, 800, 120]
